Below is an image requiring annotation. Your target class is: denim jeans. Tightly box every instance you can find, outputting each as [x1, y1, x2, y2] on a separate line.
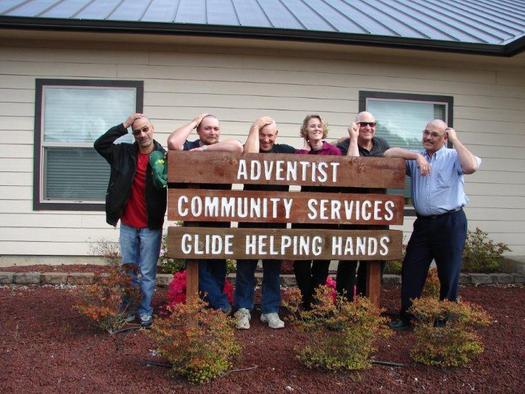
[235, 259, 281, 314]
[197, 259, 230, 312]
[120, 223, 162, 319]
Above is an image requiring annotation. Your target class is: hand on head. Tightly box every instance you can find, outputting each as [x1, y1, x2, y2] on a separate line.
[255, 116, 275, 130]
[193, 113, 210, 130]
[124, 113, 143, 129]
[445, 127, 457, 142]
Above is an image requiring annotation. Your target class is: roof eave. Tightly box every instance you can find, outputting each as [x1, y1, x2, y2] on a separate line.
[0, 16, 513, 57]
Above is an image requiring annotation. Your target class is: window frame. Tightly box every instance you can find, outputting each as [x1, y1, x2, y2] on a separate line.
[358, 91, 454, 216]
[33, 79, 144, 211]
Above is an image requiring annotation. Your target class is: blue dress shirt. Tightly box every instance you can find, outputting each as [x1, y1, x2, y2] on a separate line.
[406, 146, 479, 216]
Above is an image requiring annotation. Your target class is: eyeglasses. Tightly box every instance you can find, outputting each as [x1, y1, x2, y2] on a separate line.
[422, 129, 445, 138]
[358, 122, 376, 127]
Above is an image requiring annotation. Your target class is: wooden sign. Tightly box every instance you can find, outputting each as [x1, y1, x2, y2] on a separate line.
[168, 227, 403, 260]
[168, 151, 405, 188]
[168, 189, 404, 225]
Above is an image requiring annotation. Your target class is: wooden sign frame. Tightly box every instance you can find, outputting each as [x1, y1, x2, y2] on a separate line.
[167, 151, 405, 306]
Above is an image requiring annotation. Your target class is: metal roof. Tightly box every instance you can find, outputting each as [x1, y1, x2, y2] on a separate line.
[1, 0, 525, 56]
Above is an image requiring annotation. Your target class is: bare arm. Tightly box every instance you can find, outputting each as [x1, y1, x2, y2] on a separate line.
[384, 147, 431, 176]
[346, 122, 360, 157]
[190, 139, 243, 153]
[167, 113, 208, 150]
[244, 116, 274, 153]
[446, 128, 480, 174]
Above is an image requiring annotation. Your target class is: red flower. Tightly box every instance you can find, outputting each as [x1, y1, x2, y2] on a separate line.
[167, 270, 234, 309]
[325, 276, 337, 303]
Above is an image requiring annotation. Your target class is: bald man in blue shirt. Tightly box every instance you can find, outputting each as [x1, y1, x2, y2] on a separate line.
[385, 119, 481, 330]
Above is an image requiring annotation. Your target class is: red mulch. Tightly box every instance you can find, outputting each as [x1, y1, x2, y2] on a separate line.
[1, 272, 524, 393]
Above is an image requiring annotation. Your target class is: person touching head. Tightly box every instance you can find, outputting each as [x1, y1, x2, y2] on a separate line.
[167, 113, 242, 152]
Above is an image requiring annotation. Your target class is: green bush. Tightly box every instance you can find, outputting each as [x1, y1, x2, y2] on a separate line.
[409, 298, 491, 367]
[462, 228, 510, 273]
[384, 244, 405, 275]
[293, 286, 391, 371]
[384, 259, 402, 275]
[148, 298, 241, 384]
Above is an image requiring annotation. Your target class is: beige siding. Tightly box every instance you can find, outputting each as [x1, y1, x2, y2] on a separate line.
[0, 39, 524, 259]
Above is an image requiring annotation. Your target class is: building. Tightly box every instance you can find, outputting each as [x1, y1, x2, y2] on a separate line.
[0, 0, 524, 266]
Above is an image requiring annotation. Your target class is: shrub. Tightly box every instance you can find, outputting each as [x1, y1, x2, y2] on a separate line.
[384, 259, 402, 275]
[89, 238, 120, 265]
[293, 286, 391, 371]
[421, 268, 440, 299]
[158, 233, 185, 274]
[226, 259, 237, 274]
[281, 287, 303, 321]
[409, 298, 491, 367]
[75, 265, 139, 333]
[384, 244, 406, 275]
[148, 298, 241, 384]
[462, 227, 510, 273]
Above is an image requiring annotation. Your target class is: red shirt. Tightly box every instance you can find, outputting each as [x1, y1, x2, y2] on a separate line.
[121, 153, 149, 228]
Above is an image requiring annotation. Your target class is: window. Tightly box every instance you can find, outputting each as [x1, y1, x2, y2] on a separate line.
[34, 79, 143, 210]
[359, 91, 453, 212]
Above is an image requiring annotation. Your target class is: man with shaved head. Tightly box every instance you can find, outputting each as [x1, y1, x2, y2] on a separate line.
[95, 113, 167, 328]
[336, 111, 391, 301]
[385, 119, 480, 330]
[168, 113, 242, 315]
[234, 116, 296, 330]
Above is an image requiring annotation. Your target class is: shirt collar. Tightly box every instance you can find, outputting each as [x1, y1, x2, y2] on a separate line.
[424, 144, 447, 160]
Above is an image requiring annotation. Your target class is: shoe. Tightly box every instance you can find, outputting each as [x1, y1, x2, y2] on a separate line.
[389, 317, 411, 331]
[234, 308, 251, 330]
[433, 318, 447, 328]
[140, 314, 153, 329]
[260, 312, 285, 329]
[125, 314, 137, 323]
[222, 304, 232, 316]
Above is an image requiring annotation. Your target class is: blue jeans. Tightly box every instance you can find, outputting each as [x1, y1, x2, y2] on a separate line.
[197, 259, 230, 312]
[235, 259, 281, 314]
[120, 223, 162, 319]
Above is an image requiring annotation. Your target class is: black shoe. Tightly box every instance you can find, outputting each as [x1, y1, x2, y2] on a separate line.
[433, 318, 447, 328]
[389, 317, 411, 331]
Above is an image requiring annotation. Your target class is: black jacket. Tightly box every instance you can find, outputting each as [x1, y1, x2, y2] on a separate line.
[94, 123, 167, 229]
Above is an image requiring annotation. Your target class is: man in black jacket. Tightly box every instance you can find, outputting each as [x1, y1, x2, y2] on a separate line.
[94, 113, 167, 328]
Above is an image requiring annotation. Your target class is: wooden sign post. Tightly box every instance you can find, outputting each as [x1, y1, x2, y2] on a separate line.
[167, 152, 405, 306]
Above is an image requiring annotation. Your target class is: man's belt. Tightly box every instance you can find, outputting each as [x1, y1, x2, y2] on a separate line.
[416, 207, 463, 220]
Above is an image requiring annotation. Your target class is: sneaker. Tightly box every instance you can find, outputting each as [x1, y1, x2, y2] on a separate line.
[140, 314, 153, 329]
[125, 313, 137, 323]
[234, 308, 251, 330]
[260, 312, 285, 329]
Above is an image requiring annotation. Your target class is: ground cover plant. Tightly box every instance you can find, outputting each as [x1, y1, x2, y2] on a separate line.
[285, 286, 390, 371]
[75, 264, 139, 334]
[148, 298, 241, 384]
[409, 298, 491, 367]
[1, 280, 523, 392]
[462, 227, 511, 273]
